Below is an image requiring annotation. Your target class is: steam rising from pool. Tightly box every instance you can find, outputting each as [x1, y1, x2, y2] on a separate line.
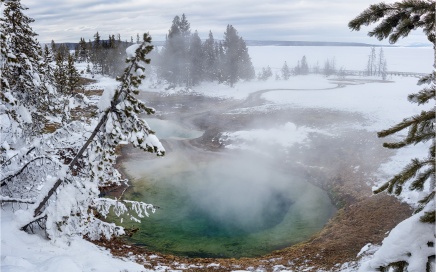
[120, 118, 336, 258]
[188, 157, 295, 233]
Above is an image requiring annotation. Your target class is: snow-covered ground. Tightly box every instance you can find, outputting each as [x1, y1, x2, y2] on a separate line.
[1, 45, 433, 271]
[1, 208, 150, 272]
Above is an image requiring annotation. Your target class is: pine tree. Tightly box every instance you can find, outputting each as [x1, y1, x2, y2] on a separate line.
[294, 60, 301, 75]
[179, 14, 191, 39]
[237, 36, 255, 81]
[41, 44, 56, 83]
[77, 37, 88, 62]
[300, 55, 309, 75]
[91, 31, 103, 74]
[53, 49, 67, 95]
[50, 39, 57, 55]
[375, 47, 389, 80]
[159, 14, 191, 86]
[366, 46, 377, 76]
[215, 41, 226, 83]
[349, 1, 435, 270]
[187, 30, 203, 86]
[66, 54, 80, 94]
[222, 25, 240, 86]
[203, 31, 217, 81]
[258, 66, 272, 81]
[281, 61, 291, 80]
[1, 0, 67, 205]
[323, 58, 336, 76]
[222, 25, 254, 86]
[0, 0, 60, 137]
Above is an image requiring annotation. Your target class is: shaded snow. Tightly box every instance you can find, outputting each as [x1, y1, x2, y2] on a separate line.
[1, 207, 150, 272]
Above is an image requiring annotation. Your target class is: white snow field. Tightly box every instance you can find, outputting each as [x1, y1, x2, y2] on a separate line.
[1, 45, 433, 272]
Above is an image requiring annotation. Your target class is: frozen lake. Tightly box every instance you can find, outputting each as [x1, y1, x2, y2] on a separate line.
[248, 46, 433, 73]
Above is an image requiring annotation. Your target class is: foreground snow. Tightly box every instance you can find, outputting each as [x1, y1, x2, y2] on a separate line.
[1, 207, 149, 272]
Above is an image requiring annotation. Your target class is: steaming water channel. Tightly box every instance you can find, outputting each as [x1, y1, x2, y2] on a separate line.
[119, 118, 336, 258]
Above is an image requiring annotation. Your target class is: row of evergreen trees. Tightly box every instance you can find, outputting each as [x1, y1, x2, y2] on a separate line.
[271, 48, 388, 81]
[279, 56, 336, 79]
[68, 14, 256, 88]
[74, 33, 131, 77]
[156, 14, 255, 87]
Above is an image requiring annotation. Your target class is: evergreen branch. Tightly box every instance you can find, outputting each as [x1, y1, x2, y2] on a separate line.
[420, 211, 435, 223]
[409, 166, 435, 191]
[374, 158, 433, 195]
[416, 191, 435, 214]
[407, 86, 435, 105]
[429, 142, 435, 158]
[417, 72, 435, 85]
[382, 128, 434, 149]
[348, 0, 435, 43]
[378, 110, 435, 139]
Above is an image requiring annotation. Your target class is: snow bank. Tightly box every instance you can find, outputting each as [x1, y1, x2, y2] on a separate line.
[262, 76, 430, 132]
[1, 207, 150, 272]
[221, 122, 328, 152]
[359, 201, 435, 272]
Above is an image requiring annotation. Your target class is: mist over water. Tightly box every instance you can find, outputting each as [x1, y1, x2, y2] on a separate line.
[120, 118, 336, 258]
[188, 156, 296, 233]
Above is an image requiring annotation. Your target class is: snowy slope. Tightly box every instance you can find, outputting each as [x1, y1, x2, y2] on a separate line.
[1, 207, 149, 272]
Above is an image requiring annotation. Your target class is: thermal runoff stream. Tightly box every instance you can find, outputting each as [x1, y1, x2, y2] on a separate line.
[118, 118, 336, 258]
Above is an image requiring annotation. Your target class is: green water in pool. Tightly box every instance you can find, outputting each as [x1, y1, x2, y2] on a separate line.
[117, 118, 336, 258]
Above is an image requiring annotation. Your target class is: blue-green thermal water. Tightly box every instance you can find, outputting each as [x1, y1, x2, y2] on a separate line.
[119, 118, 336, 258]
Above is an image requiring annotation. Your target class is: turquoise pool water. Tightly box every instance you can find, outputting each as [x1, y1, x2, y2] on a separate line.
[119, 118, 336, 258]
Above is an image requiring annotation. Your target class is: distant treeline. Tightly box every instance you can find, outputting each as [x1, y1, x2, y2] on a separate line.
[53, 39, 389, 50]
[259, 46, 388, 81]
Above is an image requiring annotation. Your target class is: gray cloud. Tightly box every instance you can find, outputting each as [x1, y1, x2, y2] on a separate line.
[21, 0, 429, 45]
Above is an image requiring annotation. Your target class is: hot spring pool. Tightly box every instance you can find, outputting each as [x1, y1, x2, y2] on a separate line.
[118, 118, 336, 258]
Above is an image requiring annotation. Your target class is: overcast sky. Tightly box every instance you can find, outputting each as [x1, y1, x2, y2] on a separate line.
[20, 0, 429, 46]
